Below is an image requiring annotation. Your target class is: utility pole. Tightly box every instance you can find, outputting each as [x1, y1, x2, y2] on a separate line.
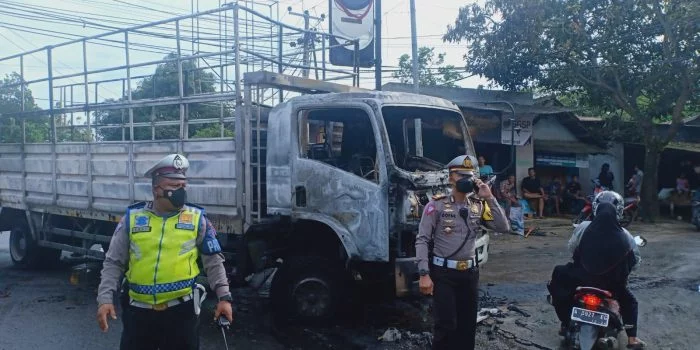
[288, 7, 324, 78]
[374, 0, 382, 90]
[409, 0, 423, 156]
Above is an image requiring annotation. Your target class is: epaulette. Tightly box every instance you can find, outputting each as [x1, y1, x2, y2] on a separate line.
[432, 193, 447, 201]
[127, 201, 147, 210]
[185, 203, 206, 216]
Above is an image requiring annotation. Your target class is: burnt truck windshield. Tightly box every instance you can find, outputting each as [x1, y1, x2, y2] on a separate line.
[382, 106, 474, 172]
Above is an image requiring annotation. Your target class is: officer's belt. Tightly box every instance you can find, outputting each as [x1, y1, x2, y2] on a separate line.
[129, 294, 193, 311]
[432, 256, 476, 271]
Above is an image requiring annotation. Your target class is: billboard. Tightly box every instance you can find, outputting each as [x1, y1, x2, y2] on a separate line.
[328, 0, 375, 67]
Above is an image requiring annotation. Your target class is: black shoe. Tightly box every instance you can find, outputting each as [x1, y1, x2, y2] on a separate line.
[558, 324, 567, 336]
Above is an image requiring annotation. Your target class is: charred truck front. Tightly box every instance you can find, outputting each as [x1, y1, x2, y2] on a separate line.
[240, 91, 487, 322]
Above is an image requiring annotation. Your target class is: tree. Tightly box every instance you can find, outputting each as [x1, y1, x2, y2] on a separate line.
[0, 73, 49, 143]
[444, 0, 699, 220]
[392, 47, 466, 87]
[95, 53, 233, 141]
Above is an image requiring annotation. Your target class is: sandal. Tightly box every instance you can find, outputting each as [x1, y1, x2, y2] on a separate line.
[627, 340, 646, 349]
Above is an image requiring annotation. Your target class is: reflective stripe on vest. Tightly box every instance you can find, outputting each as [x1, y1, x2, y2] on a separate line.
[127, 205, 202, 305]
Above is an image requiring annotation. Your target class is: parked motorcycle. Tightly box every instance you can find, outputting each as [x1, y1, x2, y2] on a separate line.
[619, 196, 640, 228]
[572, 180, 607, 227]
[572, 180, 637, 228]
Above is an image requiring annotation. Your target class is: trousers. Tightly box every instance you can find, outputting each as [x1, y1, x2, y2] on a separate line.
[431, 265, 479, 350]
[120, 300, 199, 350]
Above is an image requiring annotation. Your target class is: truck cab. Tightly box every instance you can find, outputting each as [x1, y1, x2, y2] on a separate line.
[248, 89, 489, 321]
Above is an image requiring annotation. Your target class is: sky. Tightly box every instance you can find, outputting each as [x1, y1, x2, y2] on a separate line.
[0, 0, 491, 109]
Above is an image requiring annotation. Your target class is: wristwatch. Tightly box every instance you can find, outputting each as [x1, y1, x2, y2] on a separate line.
[419, 269, 430, 276]
[218, 294, 233, 303]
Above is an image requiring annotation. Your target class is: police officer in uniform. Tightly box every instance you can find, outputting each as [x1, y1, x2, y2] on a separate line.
[96, 154, 234, 350]
[416, 155, 509, 350]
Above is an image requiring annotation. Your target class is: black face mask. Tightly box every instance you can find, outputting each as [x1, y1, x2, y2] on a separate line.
[455, 177, 475, 194]
[163, 187, 187, 208]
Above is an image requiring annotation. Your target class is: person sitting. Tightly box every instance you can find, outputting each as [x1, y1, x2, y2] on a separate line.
[548, 191, 645, 349]
[564, 175, 585, 214]
[521, 168, 547, 218]
[497, 174, 519, 216]
[677, 173, 690, 195]
[546, 176, 563, 216]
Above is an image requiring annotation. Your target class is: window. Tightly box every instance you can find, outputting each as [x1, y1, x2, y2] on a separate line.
[382, 106, 473, 172]
[298, 108, 379, 182]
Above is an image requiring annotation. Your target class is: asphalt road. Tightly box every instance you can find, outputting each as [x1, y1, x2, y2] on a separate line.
[3, 217, 700, 350]
[0, 232, 285, 350]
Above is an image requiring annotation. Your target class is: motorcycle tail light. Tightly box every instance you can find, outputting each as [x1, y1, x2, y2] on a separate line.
[582, 294, 602, 310]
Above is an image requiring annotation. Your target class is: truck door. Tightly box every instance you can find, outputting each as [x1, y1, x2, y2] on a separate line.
[292, 104, 389, 262]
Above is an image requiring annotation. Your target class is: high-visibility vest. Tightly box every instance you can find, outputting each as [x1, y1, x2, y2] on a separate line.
[125, 202, 203, 305]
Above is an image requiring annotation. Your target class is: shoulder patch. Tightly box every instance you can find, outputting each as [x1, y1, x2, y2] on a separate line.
[424, 202, 436, 216]
[128, 201, 147, 210]
[431, 194, 446, 201]
[185, 202, 206, 216]
[481, 201, 494, 221]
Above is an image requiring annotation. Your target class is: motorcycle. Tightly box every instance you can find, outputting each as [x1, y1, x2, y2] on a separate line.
[572, 180, 637, 228]
[692, 190, 700, 231]
[548, 237, 646, 350]
[572, 180, 607, 228]
[562, 287, 626, 350]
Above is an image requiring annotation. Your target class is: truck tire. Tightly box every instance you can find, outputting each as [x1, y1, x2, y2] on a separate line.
[270, 256, 347, 324]
[9, 223, 61, 269]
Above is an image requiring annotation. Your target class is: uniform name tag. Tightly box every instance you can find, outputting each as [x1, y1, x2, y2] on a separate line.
[132, 226, 152, 233]
[175, 223, 196, 230]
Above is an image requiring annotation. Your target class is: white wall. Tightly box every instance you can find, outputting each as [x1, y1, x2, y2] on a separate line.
[533, 116, 578, 141]
[585, 143, 625, 195]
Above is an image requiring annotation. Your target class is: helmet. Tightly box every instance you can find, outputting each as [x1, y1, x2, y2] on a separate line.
[592, 191, 624, 221]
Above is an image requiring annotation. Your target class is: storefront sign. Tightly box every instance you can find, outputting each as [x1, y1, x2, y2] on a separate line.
[536, 154, 589, 168]
[501, 116, 533, 146]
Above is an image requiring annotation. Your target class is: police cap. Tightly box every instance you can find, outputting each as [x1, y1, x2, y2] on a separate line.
[144, 154, 189, 180]
[446, 155, 480, 176]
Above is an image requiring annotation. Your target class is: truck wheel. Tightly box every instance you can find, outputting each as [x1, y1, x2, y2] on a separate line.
[9, 223, 60, 269]
[270, 256, 347, 324]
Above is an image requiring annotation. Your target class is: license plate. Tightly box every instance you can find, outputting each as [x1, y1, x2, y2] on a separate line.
[571, 307, 609, 327]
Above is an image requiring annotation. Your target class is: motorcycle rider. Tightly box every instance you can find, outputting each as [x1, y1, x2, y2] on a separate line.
[549, 191, 645, 349]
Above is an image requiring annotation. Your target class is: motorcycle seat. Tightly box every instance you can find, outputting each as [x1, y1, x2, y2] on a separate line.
[575, 286, 613, 298]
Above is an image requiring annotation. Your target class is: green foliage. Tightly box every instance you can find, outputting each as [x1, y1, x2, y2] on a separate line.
[0, 73, 50, 143]
[392, 47, 466, 87]
[191, 123, 234, 139]
[94, 53, 232, 141]
[444, 0, 698, 140]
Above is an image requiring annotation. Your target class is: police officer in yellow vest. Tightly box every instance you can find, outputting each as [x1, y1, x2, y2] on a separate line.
[416, 155, 509, 350]
[96, 154, 233, 350]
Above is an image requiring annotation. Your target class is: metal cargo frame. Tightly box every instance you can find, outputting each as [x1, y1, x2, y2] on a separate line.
[0, 2, 362, 237]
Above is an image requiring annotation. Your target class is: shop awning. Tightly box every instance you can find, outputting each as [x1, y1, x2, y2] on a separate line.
[665, 142, 700, 153]
[534, 140, 608, 154]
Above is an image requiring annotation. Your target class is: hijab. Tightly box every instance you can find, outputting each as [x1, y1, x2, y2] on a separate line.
[576, 202, 633, 275]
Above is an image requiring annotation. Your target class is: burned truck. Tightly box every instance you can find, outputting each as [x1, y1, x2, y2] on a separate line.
[0, 72, 489, 321]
